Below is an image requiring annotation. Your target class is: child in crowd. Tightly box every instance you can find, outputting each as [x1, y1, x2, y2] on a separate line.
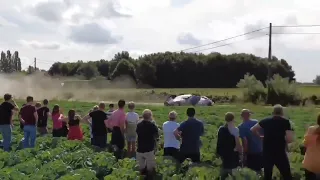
[125, 101, 139, 158]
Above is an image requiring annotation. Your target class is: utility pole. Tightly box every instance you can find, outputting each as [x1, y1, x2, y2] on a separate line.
[267, 23, 272, 104]
[34, 57, 37, 72]
[267, 23, 272, 80]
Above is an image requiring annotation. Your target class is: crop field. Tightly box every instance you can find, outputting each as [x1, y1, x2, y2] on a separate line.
[149, 85, 320, 97]
[0, 100, 318, 180]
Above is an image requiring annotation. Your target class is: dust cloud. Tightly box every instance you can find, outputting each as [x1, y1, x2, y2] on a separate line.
[0, 72, 164, 103]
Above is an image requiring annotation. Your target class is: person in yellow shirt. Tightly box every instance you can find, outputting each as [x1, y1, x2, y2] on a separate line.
[302, 114, 320, 180]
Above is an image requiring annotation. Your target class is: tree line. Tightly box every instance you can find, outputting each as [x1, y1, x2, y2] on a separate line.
[47, 51, 296, 88]
[0, 50, 22, 73]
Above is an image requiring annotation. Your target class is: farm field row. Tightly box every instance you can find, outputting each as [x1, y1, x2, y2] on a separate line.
[0, 100, 317, 179]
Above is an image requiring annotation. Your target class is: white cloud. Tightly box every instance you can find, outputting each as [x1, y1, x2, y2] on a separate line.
[0, 0, 320, 82]
[19, 40, 61, 50]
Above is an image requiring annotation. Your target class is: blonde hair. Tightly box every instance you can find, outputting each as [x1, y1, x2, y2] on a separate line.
[128, 101, 135, 110]
[142, 109, 153, 120]
[169, 111, 177, 120]
[35, 102, 42, 108]
[93, 105, 99, 111]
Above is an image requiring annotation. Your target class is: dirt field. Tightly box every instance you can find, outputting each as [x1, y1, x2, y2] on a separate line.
[0, 72, 319, 103]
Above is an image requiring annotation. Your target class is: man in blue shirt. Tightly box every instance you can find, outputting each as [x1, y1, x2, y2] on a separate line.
[174, 108, 204, 163]
[238, 109, 263, 173]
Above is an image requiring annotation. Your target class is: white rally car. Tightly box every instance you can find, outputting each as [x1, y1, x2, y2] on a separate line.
[164, 94, 213, 106]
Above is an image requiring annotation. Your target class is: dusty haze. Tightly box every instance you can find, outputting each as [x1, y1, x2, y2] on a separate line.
[0, 72, 164, 103]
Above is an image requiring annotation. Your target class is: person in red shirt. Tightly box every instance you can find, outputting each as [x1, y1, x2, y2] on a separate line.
[59, 109, 84, 141]
[20, 96, 38, 148]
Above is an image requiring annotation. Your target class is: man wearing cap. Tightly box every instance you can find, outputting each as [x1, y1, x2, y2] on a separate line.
[238, 109, 263, 173]
[174, 108, 204, 163]
[251, 104, 294, 180]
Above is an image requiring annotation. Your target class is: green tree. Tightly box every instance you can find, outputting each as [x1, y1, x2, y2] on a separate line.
[111, 59, 136, 81]
[313, 75, 320, 85]
[77, 63, 99, 80]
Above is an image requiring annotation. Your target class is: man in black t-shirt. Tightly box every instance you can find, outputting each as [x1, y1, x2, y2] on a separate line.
[0, 94, 19, 151]
[37, 99, 50, 135]
[82, 102, 108, 148]
[136, 109, 159, 178]
[251, 105, 294, 180]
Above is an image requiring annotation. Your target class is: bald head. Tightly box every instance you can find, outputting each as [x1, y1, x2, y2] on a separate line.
[99, 102, 106, 110]
[273, 104, 284, 116]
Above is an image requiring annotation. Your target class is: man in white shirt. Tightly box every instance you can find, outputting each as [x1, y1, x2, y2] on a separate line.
[162, 111, 180, 160]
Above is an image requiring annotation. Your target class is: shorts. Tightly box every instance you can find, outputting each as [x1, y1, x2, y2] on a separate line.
[136, 151, 156, 171]
[126, 135, 136, 142]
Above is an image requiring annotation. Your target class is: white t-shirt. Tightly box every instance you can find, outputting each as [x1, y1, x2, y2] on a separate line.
[126, 112, 139, 136]
[163, 121, 180, 149]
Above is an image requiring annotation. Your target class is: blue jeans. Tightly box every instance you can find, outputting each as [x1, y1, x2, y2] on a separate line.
[23, 125, 36, 148]
[0, 125, 12, 151]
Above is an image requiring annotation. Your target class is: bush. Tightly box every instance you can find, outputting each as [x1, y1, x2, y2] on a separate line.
[266, 74, 302, 106]
[237, 74, 302, 106]
[237, 74, 266, 104]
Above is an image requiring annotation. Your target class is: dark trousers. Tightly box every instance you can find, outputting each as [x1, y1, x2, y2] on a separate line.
[111, 127, 125, 159]
[263, 152, 292, 180]
[247, 153, 263, 172]
[92, 135, 107, 149]
[52, 128, 64, 137]
[163, 147, 179, 160]
[179, 152, 200, 163]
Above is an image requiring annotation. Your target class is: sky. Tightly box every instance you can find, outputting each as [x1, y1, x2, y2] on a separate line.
[0, 0, 320, 82]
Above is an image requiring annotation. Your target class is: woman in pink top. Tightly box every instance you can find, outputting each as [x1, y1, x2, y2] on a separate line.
[51, 105, 64, 137]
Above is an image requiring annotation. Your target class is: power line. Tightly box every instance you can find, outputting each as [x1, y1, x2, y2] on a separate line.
[191, 34, 268, 53]
[273, 25, 320, 28]
[272, 32, 320, 35]
[176, 27, 269, 52]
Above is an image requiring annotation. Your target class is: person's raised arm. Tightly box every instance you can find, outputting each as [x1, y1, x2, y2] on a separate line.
[10, 99, 19, 111]
[234, 128, 243, 153]
[47, 109, 51, 118]
[81, 114, 91, 124]
[174, 122, 184, 140]
[34, 107, 38, 123]
[251, 121, 264, 139]
[239, 127, 248, 153]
